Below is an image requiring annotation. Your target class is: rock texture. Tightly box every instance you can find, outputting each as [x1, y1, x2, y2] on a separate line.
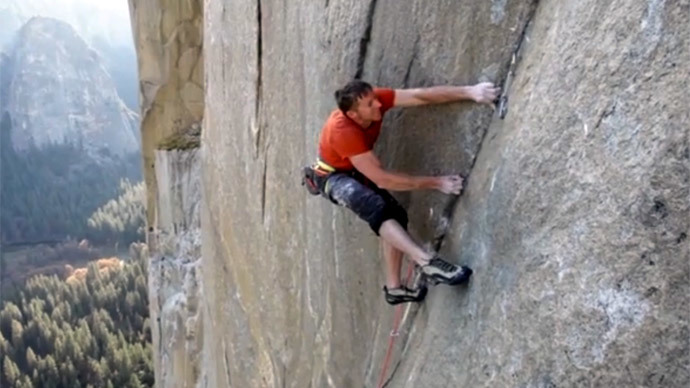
[148, 148, 202, 388]
[128, 0, 204, 226]
[127, 2, 205, 387]
[386, 1, 689, 387]
[131, 0, 689, 387]
[0, 17, 138, 156]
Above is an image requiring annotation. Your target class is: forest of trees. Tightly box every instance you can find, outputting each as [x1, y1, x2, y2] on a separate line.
[0, 23, 152, 386]
[0, 254, 152, 388]
[0, 113, 144, 246]
[86, 179, 146, 245]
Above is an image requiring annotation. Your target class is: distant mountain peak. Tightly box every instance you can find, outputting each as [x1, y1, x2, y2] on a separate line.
[1, 16, 139, 156]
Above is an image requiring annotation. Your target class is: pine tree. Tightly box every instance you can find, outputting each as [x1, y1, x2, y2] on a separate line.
[17, 375, 33, 388]
[44, 355, 59, 383]
[10, 319, 24, 349]
[26, 347, 37, 370]
[128, 373, 144, 388]
[0, 302, 22, 338]
[3, 357, 21, 385]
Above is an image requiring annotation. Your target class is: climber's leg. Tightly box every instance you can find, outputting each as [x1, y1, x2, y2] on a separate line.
[379, 220, 472, 286]
[381, 239, 403, 289]
[325, 173, 432, 266]
[380, 234, 428, 305]
[378, 220, 431, 267]
[323, 173, 470, 301]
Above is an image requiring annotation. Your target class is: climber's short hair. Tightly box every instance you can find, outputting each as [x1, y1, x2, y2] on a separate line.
[334, 80, 373, 113]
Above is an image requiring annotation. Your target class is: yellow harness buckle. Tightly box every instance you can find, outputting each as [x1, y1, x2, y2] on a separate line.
[317, 159, 336, 173]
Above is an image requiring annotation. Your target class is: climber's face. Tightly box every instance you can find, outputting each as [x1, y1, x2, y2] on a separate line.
[348, 91, 382, 124]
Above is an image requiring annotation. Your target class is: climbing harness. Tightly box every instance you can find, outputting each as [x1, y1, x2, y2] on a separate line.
[301, 158, 336, 196]
[301, 166, 321, 195]
[316, 159, 336, 173]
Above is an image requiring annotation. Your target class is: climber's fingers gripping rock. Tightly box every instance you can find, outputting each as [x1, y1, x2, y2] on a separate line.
[436, 175, 464, 195]
[470, 82, 501, 104]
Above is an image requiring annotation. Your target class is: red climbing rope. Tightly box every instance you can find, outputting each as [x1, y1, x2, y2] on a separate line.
[376, 263, 417, 388]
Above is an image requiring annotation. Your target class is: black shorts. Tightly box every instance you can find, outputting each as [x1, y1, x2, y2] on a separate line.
[321, 171, 408, 235]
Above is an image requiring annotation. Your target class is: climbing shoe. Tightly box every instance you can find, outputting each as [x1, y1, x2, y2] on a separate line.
[383, 285, 428, 305]
[421, 256, 473, 285]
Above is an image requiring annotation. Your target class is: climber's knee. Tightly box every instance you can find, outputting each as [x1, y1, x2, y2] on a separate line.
[370, 202, 408, 236]
[372, 188, 408, 233]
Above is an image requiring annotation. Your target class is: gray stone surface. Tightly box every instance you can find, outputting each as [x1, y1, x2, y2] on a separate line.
[132, 0, 689, 386]
[128, 0, 203, 227]
[149, 149, 203, 388]
[128, 2, 205, 388]
[386, 1, 690, 387]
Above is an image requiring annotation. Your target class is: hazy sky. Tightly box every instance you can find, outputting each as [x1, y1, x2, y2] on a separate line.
[2, 0, 134, 47]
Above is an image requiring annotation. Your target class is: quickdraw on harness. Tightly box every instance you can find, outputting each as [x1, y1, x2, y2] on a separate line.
[301, 158, 336, 196]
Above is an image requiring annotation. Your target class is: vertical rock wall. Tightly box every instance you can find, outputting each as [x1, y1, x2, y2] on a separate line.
[387, 0, 689, 386]
[148, 149, 202, 388]
[131, 0, 689, 386]
[128, 1, 204, 387]
[200, 1, 536, 387]
[128, 0, 203, 226]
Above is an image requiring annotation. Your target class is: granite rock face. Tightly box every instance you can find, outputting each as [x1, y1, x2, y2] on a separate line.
[148, 148, 202, 388]
[200, 1, 538, 387]
[385, 1, 689, 387]
[0, 17, 138, 156]
[132, 0, 689, 386]
[128, 0, 204, 227]
[127, 2, 205, 387]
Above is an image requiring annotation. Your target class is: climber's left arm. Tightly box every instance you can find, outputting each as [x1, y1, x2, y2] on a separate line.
[393, 82, 500, 107]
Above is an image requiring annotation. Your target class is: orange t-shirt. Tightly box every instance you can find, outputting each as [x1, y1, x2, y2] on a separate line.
[318, 88, 396, 171]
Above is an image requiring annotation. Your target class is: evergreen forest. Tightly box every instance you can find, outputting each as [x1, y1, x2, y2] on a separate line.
[0, 254, 153, 388]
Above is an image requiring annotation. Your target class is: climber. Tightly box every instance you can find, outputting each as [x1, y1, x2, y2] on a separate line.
[304, 80, 499, 305]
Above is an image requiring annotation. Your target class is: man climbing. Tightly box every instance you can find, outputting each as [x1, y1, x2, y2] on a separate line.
[306, 80, 499, 305]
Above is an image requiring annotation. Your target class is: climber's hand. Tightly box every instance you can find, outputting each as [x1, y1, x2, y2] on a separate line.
[436, 175, 464, 195]
[470, 82, 500, 104]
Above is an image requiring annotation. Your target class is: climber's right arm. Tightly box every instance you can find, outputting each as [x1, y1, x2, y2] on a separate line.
[393, 82, 500, 107]
[349, 151, 463, 194]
